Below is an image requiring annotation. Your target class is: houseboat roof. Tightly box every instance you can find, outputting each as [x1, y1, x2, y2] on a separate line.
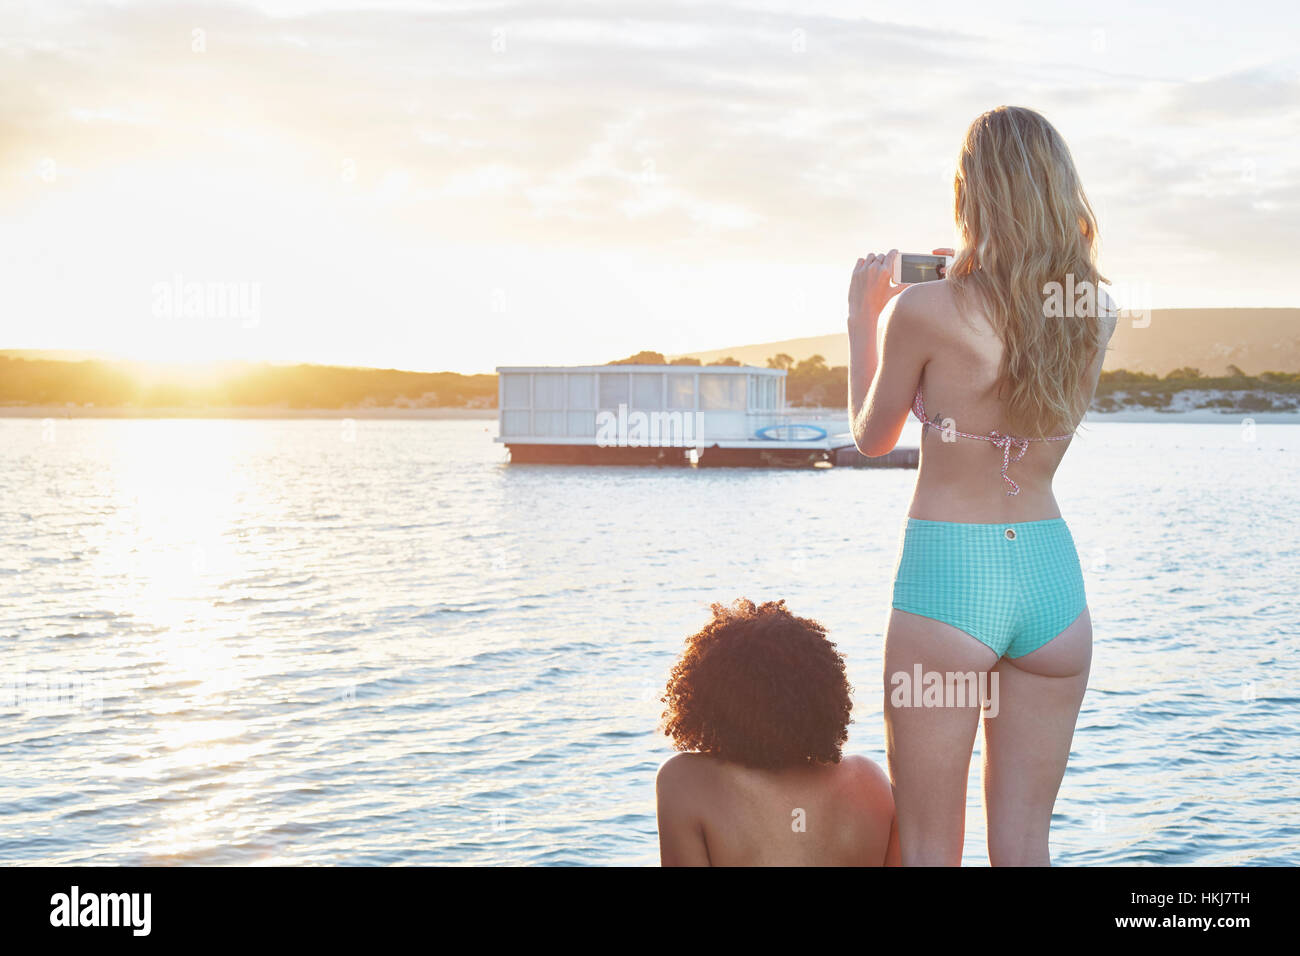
[495, 364, 783, 375]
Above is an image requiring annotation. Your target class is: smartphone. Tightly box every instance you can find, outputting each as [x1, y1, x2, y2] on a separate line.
[893, 253, 952, 284]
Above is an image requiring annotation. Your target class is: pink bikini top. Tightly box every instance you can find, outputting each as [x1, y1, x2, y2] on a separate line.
[912, 389, 1074, 497]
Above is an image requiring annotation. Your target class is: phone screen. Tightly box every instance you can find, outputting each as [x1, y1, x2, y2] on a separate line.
[900, 254, 948, 283]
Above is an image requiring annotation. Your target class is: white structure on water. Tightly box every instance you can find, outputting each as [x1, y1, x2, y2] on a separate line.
[494, 364, 916, 468]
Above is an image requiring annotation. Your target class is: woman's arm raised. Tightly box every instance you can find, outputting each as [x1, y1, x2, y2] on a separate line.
[847, 250, 931, 457]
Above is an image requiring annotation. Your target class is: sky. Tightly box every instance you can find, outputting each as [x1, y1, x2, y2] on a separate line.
[1, 0, 1297, 373]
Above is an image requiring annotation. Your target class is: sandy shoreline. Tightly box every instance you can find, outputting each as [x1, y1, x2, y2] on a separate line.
[1, 405, 1296, 424]
[786, 406, 1300, 426]
[1083, 408, 1300, 424]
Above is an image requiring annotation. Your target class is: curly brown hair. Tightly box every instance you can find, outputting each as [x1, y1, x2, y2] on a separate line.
[660, 599, 853, 769]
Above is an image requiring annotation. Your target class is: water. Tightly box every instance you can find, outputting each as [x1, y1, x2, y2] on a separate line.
[1, 416, 1297, 865]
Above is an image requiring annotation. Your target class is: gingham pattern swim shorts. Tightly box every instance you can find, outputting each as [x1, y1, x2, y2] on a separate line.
[891, 517, 1087, 658]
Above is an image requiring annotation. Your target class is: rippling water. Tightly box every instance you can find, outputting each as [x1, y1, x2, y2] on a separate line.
[1, 415, 1297, 865]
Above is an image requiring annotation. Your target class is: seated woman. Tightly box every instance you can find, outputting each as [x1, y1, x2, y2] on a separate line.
[656, 599, 897, 866]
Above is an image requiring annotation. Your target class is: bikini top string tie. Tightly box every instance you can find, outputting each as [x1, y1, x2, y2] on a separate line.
[987, 430, 1029, 497]
[912, 388, 1071, 498]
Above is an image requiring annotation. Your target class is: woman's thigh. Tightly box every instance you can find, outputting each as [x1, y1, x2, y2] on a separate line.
[884, 608, 999, 866]
[982, 606, 1092, 866]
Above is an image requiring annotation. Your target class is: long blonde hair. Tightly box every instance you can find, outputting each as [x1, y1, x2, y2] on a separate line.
[948, 106, 1107, 437]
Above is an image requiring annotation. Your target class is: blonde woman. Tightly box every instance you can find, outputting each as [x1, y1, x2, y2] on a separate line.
[847, 106, 1116, 866]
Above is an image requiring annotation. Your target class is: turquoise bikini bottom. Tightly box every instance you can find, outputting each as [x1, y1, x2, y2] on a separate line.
[891, 517, 1087, 659]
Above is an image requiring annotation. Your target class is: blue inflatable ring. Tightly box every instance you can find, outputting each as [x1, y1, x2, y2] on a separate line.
[755, 423, 828, 441]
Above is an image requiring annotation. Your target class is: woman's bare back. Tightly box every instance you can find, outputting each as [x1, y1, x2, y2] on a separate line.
[656, 752, 895, 866]
[899, 279, 1116, 523]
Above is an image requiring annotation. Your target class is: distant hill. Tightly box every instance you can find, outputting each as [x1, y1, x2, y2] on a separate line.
[5, 306, 1295, 411]
[676, 308, 1300, 375]
[1105, 309, 1300, 374]
[0, 355, 497, 409]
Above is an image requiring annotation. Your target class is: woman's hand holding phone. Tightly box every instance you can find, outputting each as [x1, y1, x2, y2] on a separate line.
[849, 246, 956, 328]
[848, 249, 902, 328]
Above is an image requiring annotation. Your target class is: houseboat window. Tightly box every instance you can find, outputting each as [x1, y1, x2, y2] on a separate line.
[502, 410, 530, 436]
[533, 374, 565, 410]
[632, 374, 662, 409]
[667, 375, 695, 410]
[599, 373, 629, 408]
[699, 373, 746, 410]
[567, 410, 596, 437]
[503, 374, 531, 408]
[567, 374, 595, 409]
[533, 411, 565, 436]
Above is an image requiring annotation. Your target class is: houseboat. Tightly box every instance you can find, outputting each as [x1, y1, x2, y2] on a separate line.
[495, 364, 917, 468]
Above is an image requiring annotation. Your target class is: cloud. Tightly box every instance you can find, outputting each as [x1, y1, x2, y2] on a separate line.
[0, 1, 1296, 367]
[1156, 65, 1300, 124]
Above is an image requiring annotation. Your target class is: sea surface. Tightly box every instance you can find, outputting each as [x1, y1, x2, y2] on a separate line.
[1, 416, 1297, 865]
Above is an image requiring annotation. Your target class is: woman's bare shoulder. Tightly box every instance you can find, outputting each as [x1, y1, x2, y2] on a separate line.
[838, 753, 890, 784]
[656, 751, 712, 785]
[896, 276, 954, 315]
[891, 279, 967, 339]
[835, 755, 895, 849]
